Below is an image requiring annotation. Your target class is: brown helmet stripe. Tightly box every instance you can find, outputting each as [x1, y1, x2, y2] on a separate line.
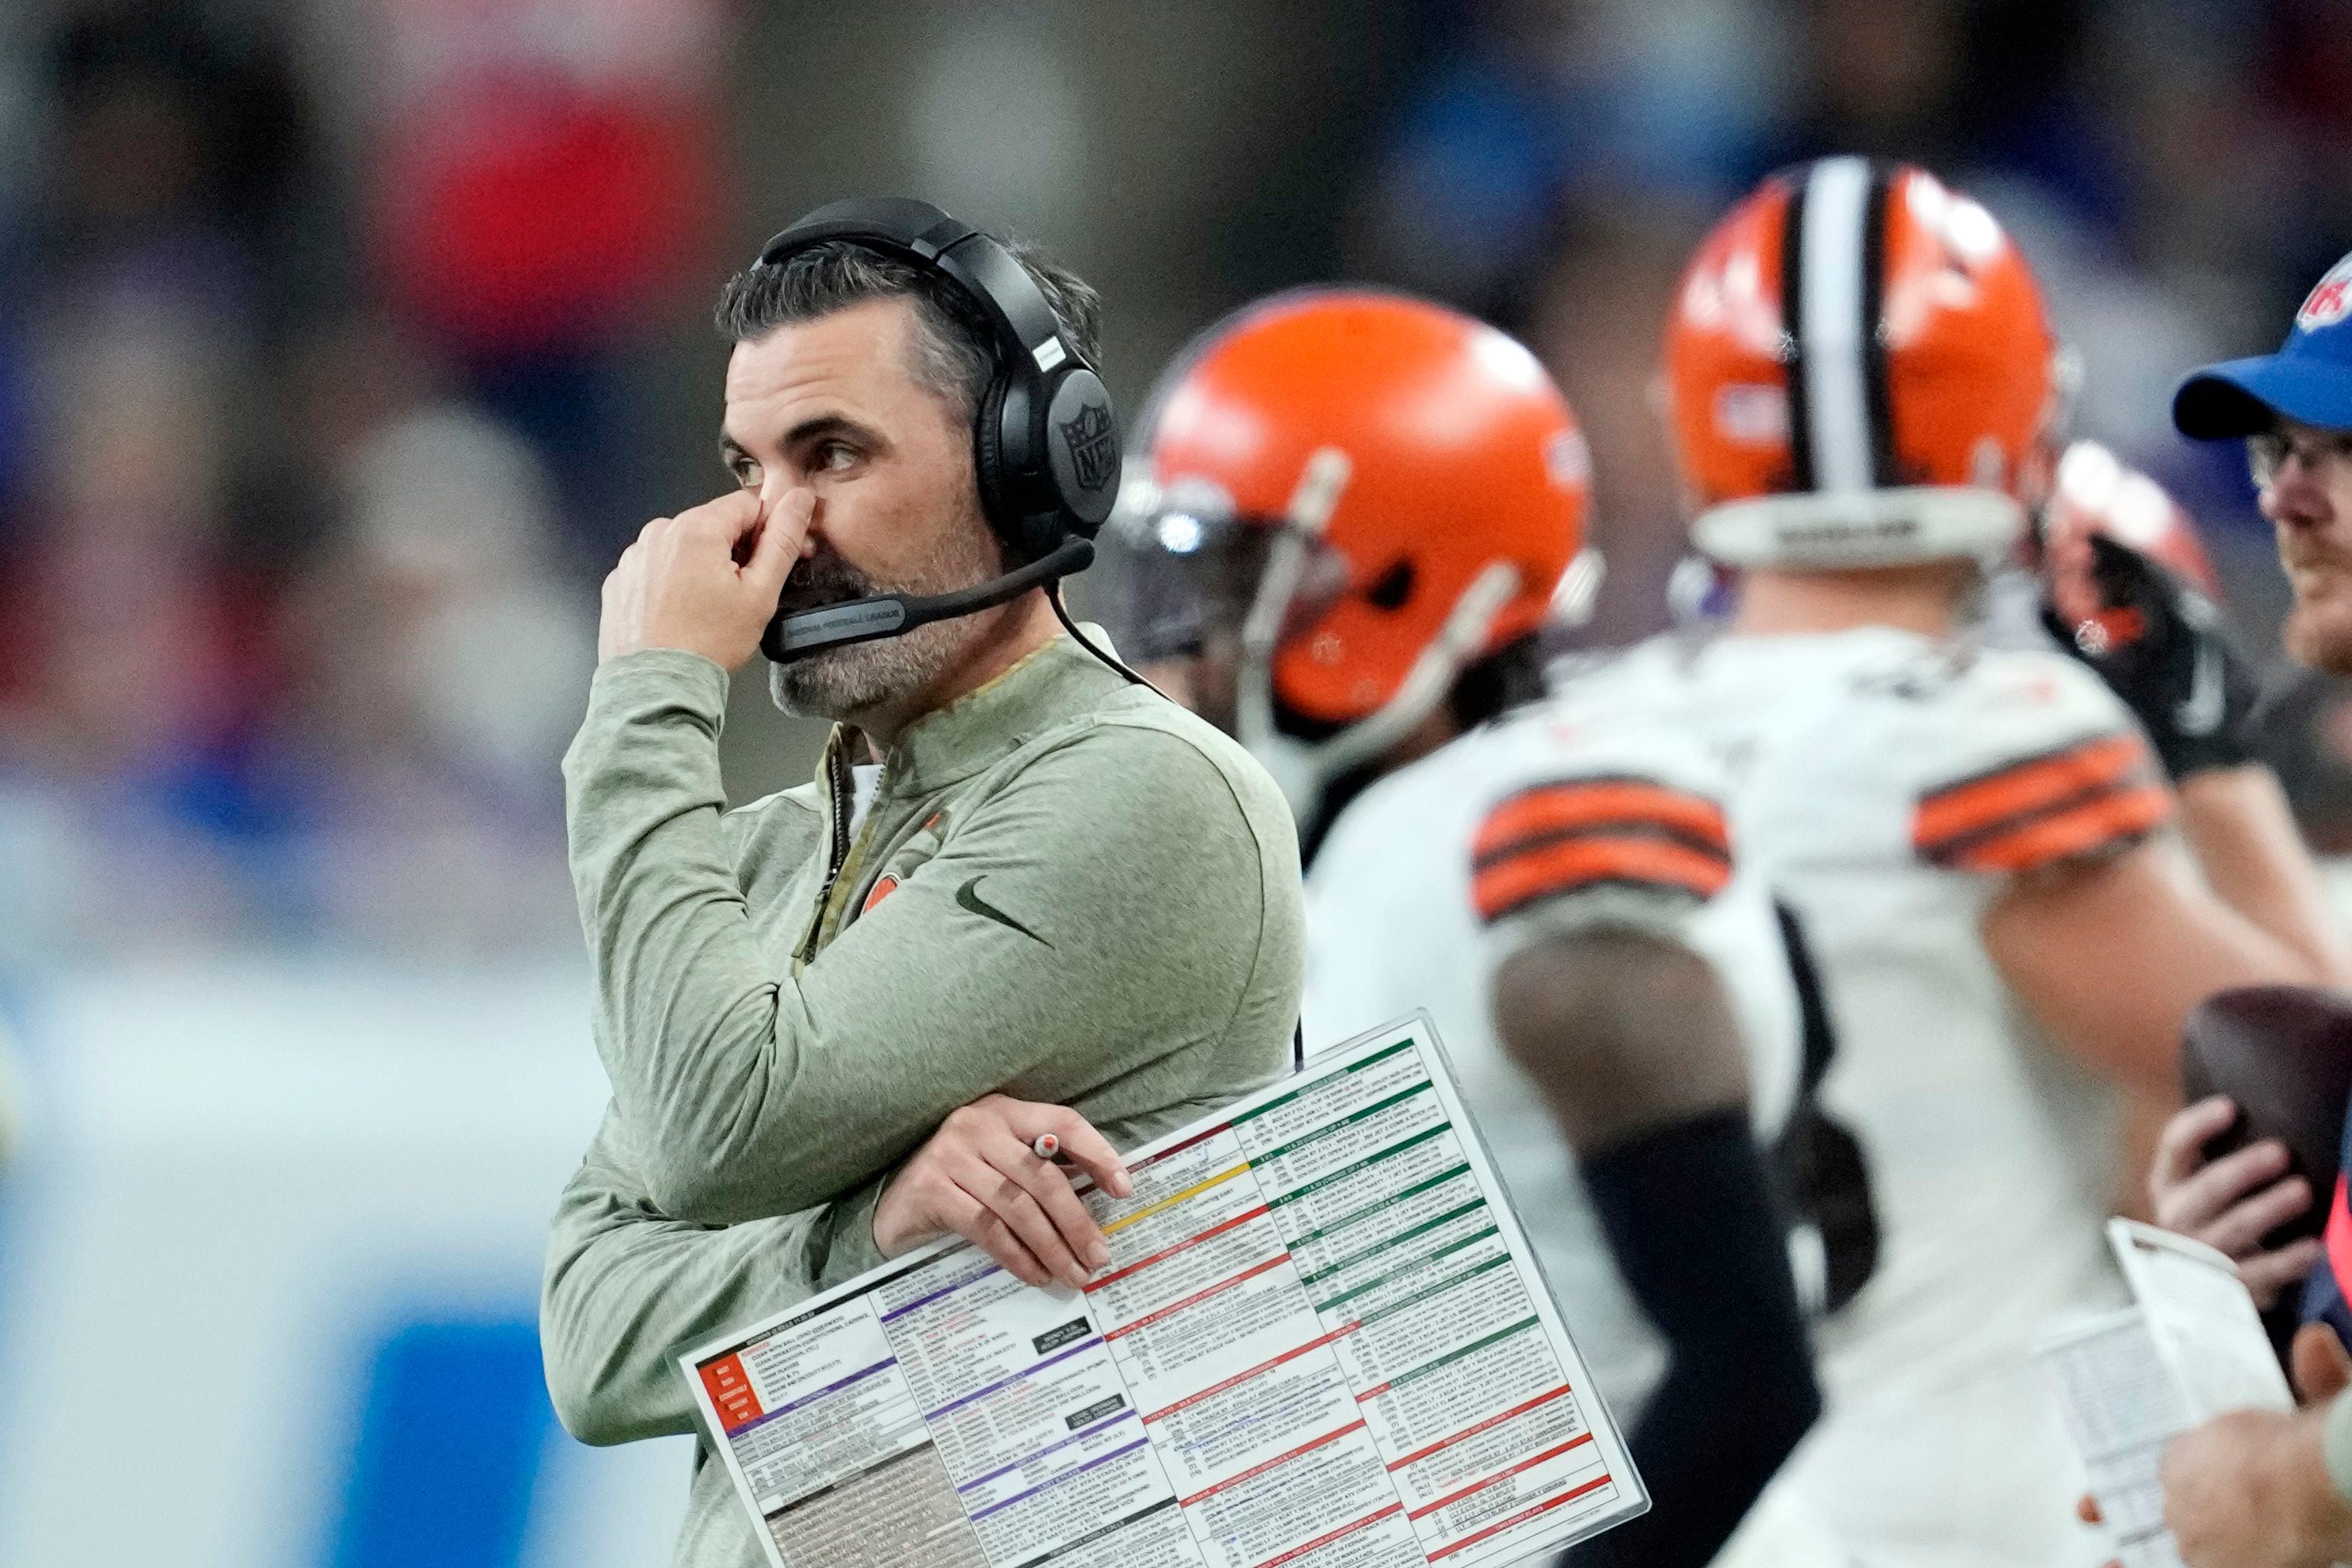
[1779, 171, 1816, 491]
[1858, 162, 1898, 486]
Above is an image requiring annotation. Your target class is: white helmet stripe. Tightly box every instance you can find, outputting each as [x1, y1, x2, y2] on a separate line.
[1796, 156, 1877, 494]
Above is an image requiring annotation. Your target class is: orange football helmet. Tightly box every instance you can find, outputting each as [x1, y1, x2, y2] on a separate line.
[1112, 289, 1593, 819]
[1664, 157, 2066, 570]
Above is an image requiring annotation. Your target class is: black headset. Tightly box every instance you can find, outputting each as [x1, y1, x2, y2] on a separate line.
[752, 198, 1122, 662]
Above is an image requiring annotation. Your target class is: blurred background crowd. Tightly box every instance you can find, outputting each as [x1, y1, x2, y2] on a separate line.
[5, 0, 2352, 964]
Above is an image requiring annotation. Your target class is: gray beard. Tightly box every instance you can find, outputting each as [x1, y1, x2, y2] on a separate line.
[768, 612, 981, 719]
[766, 522, 1007, 722]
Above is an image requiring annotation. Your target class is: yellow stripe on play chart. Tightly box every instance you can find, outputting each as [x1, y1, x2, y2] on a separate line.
[1103, 1164, 1252, 1235]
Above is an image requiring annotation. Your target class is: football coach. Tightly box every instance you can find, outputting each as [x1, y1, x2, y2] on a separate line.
[2133, 250, 2352, 1566]
[542, 200, 1303, 1565]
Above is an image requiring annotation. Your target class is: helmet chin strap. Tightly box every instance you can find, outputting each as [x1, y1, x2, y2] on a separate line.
[1234, 448, 1523, 825]
[1235, 446, 1349, 798]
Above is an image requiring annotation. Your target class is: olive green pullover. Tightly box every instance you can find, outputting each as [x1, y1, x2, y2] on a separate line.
[543, 629, 1303, 1566]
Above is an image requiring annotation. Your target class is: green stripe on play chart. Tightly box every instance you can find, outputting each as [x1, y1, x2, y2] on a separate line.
[1382, 1315, 1543, 1390]
[1297, 1198, 1490, 1286]
[1230, 1038, 1422, 1125]
[1265, 1124, 1451, 1209]
[1312, 1226, 1503, 1313]
[1351, 1252, 1513, 1328]
[1245, 1080, 1437, 1167]
[1284, 1164, 1474, 1248]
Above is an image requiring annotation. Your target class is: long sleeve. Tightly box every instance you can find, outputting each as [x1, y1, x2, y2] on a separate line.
[539, 1107, 888, 1445]
[563, 653, 1293, 1225]
[542, 1090, 1261, 1447]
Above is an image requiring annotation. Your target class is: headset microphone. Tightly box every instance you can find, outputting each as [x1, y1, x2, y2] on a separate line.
[762, 536, 1096, 662]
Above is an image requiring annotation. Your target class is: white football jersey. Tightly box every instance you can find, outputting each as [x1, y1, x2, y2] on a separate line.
[1571, 625, 2172, 1568]
[1302, 693, 1806, 1427]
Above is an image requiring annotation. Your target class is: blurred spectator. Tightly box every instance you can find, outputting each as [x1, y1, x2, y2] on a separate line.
[0, 2, 718, 960]
[0, 304, 310, 950]
[364, 0, 732, 552]
[34, 2, 320, 335]
[287, 400, 593, 954]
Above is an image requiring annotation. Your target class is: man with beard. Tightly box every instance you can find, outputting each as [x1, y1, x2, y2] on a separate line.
[2111, 250, 2352, 1566]
[543, 201, 1303, 1566]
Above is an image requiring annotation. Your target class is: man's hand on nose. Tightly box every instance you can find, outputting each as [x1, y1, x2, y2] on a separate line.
[598, 488, 817, 667]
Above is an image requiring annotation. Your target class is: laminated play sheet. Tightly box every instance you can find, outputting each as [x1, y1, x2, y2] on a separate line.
[680, 1013, 1645, 1568]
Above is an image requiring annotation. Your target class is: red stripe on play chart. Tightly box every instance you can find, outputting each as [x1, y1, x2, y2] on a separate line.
[1427, 1473, 1616, 1560]
[1142, 1324, 1359, 1424]
[1408, 1432, 1595, 1520]
[1386, 1384, 1574, 1470]
[1130, 1122, 1238, 1168]
[1178, 1420, 1364, 1507]
[1085, 1206, 1271, 1293]
[1103, 1254, 1289, 1341]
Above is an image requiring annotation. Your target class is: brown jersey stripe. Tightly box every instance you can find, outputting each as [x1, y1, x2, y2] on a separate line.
[1474, 780, 1730, 862]
[1919, 770, 2165, 868]
[1474, 819, 1733, 875]
[1472, 835, 1732, 923]
[1938, 784, 2171, 874]
[1912, 732, 2154, 851]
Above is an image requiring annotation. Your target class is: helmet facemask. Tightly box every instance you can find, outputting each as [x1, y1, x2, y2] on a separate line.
[1106, 447, 1530, 829]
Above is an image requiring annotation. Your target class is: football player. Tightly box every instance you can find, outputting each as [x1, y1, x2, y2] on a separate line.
[1608, 157, 2351, 1565]
[1108, 290, 1821, 1565]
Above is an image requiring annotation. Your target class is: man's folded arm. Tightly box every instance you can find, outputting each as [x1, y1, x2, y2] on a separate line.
[543, 1087, 1249, 1446]
[565, 658, 1274, 1222]
[540, 1109, 888, 1446]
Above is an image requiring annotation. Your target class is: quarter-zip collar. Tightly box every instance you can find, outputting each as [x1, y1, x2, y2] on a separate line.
[863, 626, 1131, 795]
[794, 627, 1130, 965]
[799, 730, 865, 964]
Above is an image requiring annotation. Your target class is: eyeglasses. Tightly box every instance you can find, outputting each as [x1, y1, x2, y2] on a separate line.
[2249, 426, 2352, 486]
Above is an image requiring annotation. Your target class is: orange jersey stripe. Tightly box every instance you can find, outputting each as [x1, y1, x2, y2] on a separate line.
[1474, 781, 1729, 862]
[1472, 834, 1732, 922]
[1943, 783, 2171, 874]
[1912, 732, 2153, 852]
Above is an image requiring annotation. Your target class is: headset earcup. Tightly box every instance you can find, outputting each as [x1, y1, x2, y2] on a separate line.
[980, 365, 1120, 560]
[971, 372, 1020, 551]
[1044, 368, 1120, 534]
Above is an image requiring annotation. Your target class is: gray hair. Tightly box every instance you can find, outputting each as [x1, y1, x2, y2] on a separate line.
[714, 233, 1104, 420]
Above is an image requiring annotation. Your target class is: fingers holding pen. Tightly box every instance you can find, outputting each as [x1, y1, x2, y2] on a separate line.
[870, 1094, 1133, 1293]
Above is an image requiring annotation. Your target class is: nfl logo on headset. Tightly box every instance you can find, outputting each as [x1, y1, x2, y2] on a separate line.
[2299, 257, 2352, 330]
[1060, 402, 1118, 493]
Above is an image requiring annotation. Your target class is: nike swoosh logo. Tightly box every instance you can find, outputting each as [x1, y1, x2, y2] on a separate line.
[2174, 636, 2226, 737]
[957, 876, 1053, 948]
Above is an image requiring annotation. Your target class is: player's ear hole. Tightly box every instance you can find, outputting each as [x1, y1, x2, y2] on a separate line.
[1366, 559, 1416, 611]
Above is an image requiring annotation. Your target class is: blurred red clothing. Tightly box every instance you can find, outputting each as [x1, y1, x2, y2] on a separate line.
[370, 0, 728, 353]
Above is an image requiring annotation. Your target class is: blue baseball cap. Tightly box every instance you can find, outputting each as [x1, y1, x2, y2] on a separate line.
[2176, 253, 2352, 438]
